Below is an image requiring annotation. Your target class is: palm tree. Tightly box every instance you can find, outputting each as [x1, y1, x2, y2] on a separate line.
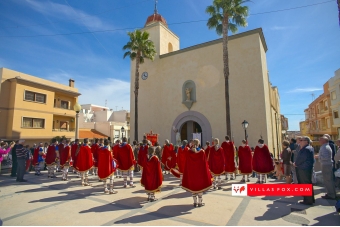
[123, 30, 156, 141]
[206, 0, 248, 137]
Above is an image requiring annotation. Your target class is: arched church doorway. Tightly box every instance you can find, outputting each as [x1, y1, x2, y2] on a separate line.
[180, 121, 202, 141]
[171, 111, 212, 145]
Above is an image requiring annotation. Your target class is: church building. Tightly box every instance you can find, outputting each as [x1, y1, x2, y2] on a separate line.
[129, 10, 282, 154]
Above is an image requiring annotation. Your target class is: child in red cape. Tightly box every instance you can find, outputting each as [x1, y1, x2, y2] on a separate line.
[161, 140, 173, 174]
[98, 139, 118, 194]
[76, 138, 94, 186]
[167, 145, 181, 179]
[71, 139, 79, 176]
[221, 135, 236, 180]
[252, 139, 274, 184]
[238, 139, 253, 183]
[177, 140, 189, 186]
[46, 139, 59, 178]
[112, 140, 122, 178]
[117, 137, 136, 188]
[138, 140, 148, 170]
[204, 141, 211, 160]
[141, 146, 163, 202]
[208, 138, 225, 190]
[182, 139, 213, 208]
[91, 138, 100, 176]
[60, 139, 72, 181]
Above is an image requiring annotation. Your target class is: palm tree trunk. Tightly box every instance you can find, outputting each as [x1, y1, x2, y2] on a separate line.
[134, 53, 140, 141]
[223, 14, 231, 137]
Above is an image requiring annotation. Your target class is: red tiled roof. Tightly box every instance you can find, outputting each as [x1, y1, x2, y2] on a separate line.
[79, 129, 108, 139]
[145, 13, 167, 27]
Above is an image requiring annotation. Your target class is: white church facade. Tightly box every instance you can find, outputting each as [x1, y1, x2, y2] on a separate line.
[129, 12, 283, 154]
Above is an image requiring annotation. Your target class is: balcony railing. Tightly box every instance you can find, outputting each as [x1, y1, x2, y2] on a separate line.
[52, 128, 75, 132]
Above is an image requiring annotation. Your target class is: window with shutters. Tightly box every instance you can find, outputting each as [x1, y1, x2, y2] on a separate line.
[22, 117, 45, 128]
[24, 90, 46, 103]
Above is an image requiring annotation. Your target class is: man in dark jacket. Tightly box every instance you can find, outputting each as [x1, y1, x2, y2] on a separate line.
[294, 136, 315, 205]
[10, 141, 18, 177]
[16, 140, 28, 182]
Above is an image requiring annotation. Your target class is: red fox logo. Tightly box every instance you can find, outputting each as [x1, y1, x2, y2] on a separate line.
[233, 186, 239, 193]
[240, 186, 245, 193]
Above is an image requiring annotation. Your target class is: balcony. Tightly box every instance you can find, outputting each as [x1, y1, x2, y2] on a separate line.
[52, 128, 75, 132]
[52, 128, 76, 138]
[53, 106, 76, 117]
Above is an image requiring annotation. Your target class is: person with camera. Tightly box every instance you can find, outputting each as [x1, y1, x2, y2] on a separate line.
[0, 141, 15, 174]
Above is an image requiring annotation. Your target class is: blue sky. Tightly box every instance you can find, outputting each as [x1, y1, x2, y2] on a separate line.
[0, 0, 339, 130]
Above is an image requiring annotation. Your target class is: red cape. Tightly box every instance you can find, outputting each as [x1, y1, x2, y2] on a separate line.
[138, 145, 148, 169]
[252, 145, 274, 174]
[71, 144, 78, 167]
[91, 144, 100, 167]
[76, 145, 93, 172]
[60, 145, 71, 167]
[177, 146, 188, 174]
[221, 141, 236, 173]
[98, 146, 116, 179]
[45, 145, 57, 166]
[238, 145, 253, 174]
[208, 146, 225, 175]
[166, 150, 179, 178]
[112, 144, 119, 158]
[141, 155, 163, 193]
[117, 143, 136, 171]
[58, 143, 64, 154]
[205, 145, 211, 160]
[33, 147, 40, 165]
[182, 148, 213, 193]
[161, 144, 173, 170]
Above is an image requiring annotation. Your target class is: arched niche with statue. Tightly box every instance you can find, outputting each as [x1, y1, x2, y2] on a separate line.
[182, 80, 196, 110]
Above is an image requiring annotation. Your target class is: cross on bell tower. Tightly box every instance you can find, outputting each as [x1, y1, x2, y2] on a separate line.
[154, 0, 158, 14]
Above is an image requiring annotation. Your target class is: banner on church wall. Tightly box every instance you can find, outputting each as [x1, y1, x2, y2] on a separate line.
[145, 131, 158, 146]
[192, 133, 201, 143]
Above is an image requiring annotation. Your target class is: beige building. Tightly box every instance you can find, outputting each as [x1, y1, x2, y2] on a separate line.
[79, 104, 130, 141]
[129, 12, 282, 154]
[0, 68, 80, 144]
[328, 68, 340, 138]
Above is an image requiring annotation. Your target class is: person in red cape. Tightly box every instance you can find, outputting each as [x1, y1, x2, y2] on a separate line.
[98, 139, 118, 194]
[91, 138, 100, 177]
[177, 140, 189, 185]
[141, 146, 163, 202]
[204, 141, 211, 160]
[112, 139, 122, 178]
[117, 137, 136, 188]
[56, 140, 64, 173]
[238, 139, 253, 183]
[33, 142, 44, 176]
[182, 139, 213, 208]
[71, 139, 79, 176]
[252, 139, 274, 184]
[138, 140, 148, 170]
[46, 139, 59, 178]
[161, 140, 173, 174]
[60, 139, 71, 181]
[208, 138, 225, 190]
[76, 138, 94, 186]
[167, 145, 181, 179]
[187, 139, 193, 148]
[221, 135, 236, 180]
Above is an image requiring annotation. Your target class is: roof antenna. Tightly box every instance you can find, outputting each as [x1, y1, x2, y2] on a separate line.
[154, 0, 158, 14]
[311, 93, 315, 101]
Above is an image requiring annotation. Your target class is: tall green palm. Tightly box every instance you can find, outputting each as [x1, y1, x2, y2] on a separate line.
[123, 30, 156, 141]
[206, 0, 248, 137]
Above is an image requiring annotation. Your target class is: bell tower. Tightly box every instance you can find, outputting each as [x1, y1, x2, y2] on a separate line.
[142, 1, 179, 56]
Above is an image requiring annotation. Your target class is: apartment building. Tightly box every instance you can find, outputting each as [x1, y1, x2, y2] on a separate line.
[328, 68, 340, 138]
[0, 68, 81, 144]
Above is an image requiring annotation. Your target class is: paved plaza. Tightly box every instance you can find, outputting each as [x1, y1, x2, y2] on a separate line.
[0, 170, 339, 226]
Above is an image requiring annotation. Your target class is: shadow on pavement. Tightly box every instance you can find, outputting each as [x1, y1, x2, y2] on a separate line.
[79, 196, 147, 213]
[132, 185, 175, 194]
[114, 204, 194, 224]
[162, 191, 191, 200]
[312, 212, 340, 225]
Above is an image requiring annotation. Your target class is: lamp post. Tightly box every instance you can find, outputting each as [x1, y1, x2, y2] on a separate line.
[121, 126, 125, 141]
[73, 102, 81, 140]
[241, 120, 249, 142]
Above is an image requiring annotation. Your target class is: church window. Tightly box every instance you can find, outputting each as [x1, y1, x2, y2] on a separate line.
[168, 42, 173, 53]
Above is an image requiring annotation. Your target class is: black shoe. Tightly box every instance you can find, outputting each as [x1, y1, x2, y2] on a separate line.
[198, 203, 205, 207]
[193, 203, 197, 208]
[240, 179, 245, 183]
[18, 179, 27, 182]
[217, 187, 222, 190]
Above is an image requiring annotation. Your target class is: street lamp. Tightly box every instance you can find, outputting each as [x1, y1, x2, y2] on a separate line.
[73, 102, 81, 140]
[241, 120, 249, 141]
[121, 126, 125, 141]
